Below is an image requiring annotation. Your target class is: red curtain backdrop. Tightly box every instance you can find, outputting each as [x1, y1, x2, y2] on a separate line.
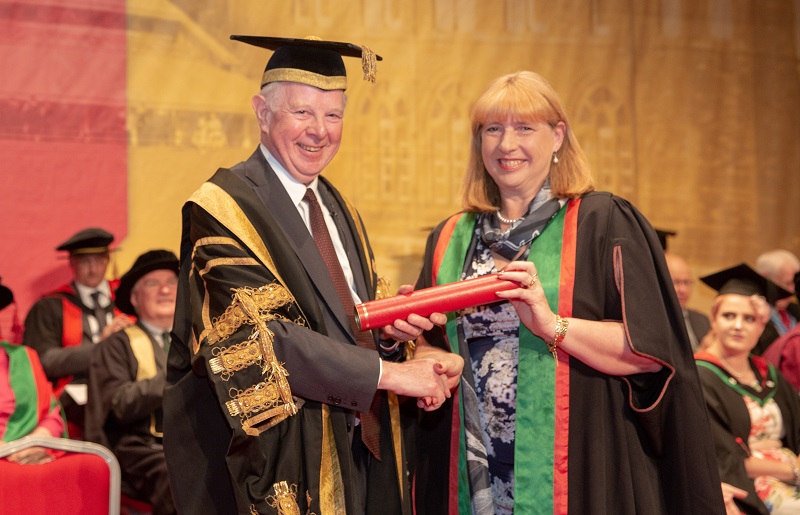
[0, 0, 128, 337]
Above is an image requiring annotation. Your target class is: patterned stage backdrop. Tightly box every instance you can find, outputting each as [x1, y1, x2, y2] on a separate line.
[1, 0, 799, 336]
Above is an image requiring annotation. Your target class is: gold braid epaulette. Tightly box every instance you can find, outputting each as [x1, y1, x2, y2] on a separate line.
[206, 283, 305, 436]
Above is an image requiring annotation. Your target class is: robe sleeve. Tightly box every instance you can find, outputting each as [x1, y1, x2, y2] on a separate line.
[187, 203, 380, 436]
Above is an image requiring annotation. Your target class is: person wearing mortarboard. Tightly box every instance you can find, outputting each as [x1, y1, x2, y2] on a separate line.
[0, 280, 66, 465]
[162, 36, 461, 515]
[695, 263, 800, 515]
[22, 227, 132, 437]
[85, 250, 178, 515]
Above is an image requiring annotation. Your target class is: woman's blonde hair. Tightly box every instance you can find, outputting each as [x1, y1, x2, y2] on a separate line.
[462, 71, 594, 212]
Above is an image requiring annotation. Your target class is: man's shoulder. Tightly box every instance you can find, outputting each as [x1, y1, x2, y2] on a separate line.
[687, 308, 710, 320]
[31, 284, 83, 309]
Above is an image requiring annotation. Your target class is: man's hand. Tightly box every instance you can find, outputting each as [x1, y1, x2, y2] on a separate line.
[413, 341, 464, 392]
[378, 359, 451, 411]
[101, 314, 135, 339]
[378, 284, 447, 343]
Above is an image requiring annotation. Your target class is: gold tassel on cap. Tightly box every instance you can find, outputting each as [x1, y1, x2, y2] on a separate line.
[361, 45, 377, 83]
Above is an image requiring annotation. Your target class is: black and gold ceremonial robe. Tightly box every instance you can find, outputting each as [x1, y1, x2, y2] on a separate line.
[164, 150, 408, 515]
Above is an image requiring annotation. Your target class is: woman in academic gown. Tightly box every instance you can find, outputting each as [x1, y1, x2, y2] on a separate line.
[696, 263, 800, 515]
[407, 70, 726, 514]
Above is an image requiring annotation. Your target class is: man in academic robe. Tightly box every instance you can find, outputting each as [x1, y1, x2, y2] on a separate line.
[23, 227, 131, 434]
[85, 250, 178, 514]
[163, 36, 460, 515]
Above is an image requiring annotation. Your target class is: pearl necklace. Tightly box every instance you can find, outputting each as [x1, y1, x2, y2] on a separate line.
[496, 211, 524, 224]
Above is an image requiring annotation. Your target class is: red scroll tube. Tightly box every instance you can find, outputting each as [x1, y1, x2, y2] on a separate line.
[354, 274, 517, 331]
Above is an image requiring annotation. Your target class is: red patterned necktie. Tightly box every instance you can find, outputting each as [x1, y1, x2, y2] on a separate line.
[303, 188, 382, 460]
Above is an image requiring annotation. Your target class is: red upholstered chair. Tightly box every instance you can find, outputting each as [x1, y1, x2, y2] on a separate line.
[0, 435, 121, 515]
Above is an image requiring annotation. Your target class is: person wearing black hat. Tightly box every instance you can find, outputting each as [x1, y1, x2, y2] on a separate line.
[163, 36, 460, 515]
[695, 263, 800, 515]
[763, 271, 800, 393]
[85, 250, 178, 514]
[22, 227, 132, 436]
[0, 280, 66, 465]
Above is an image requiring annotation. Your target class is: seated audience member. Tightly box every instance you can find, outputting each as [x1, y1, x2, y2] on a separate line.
[665, 252, 711, 351]
[23, 227, 132, 435]
[695, 263, 800, 515]
[85, 250, 178, 514]
[763, 272, 800, 392]
[0, 280, 65, 464]
[753, 250, 800, 356]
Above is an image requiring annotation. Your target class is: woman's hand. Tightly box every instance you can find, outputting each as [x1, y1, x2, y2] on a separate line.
[720, 483, 746, 515]
[493, 261, 557, 340]
[749, 295, 771, 326]
[493, 261, 661, 375]
[414, 339, 464, 393]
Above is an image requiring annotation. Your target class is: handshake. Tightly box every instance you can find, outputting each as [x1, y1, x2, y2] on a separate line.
[367, 283, 468, 412]
[378, 344, 464, 411]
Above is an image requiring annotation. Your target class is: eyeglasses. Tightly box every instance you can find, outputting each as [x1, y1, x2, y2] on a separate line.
[138, 276, 178, 290]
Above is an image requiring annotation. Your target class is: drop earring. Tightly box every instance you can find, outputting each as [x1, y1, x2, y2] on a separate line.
[552, 152, 559, 164]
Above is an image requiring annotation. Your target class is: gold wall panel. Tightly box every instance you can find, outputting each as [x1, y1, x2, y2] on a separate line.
[124, 0, 800, 315]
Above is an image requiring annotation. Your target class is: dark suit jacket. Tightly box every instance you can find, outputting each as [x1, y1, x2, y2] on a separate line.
[686, 308, 711, 350]
[164, 149, 407, 515]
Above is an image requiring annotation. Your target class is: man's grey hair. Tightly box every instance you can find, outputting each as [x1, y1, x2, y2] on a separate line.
[755, 249, 800, 280]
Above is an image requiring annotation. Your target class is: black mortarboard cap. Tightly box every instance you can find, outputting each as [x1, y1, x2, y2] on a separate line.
[0, 279, 13, 311]
[230, 35, 382, 90]
[115, 250, 179, 316]
[654, 228, 677, 251]
[700, 263, 792, 305]
[56, 227, 114, 255]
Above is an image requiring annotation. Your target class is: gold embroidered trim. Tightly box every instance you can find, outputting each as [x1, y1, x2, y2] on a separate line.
[188, 181, 288, 289]
[209, 284, 302, 434]
[205, 283, 297, 346]
[226, 380, 280, 417]
[262, 68, 347, 91]
[210, 339, 263, 380]
[319, 404, 345, 514]
[192, 236, 243, 262]
[266, 480, 301, 515]
[198, 256, 259, 280]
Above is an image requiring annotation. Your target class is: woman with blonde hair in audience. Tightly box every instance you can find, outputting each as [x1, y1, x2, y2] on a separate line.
[696, 264, 800, 515]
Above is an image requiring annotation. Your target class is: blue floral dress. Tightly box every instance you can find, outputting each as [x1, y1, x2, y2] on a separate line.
[460, 238, 519, 515]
